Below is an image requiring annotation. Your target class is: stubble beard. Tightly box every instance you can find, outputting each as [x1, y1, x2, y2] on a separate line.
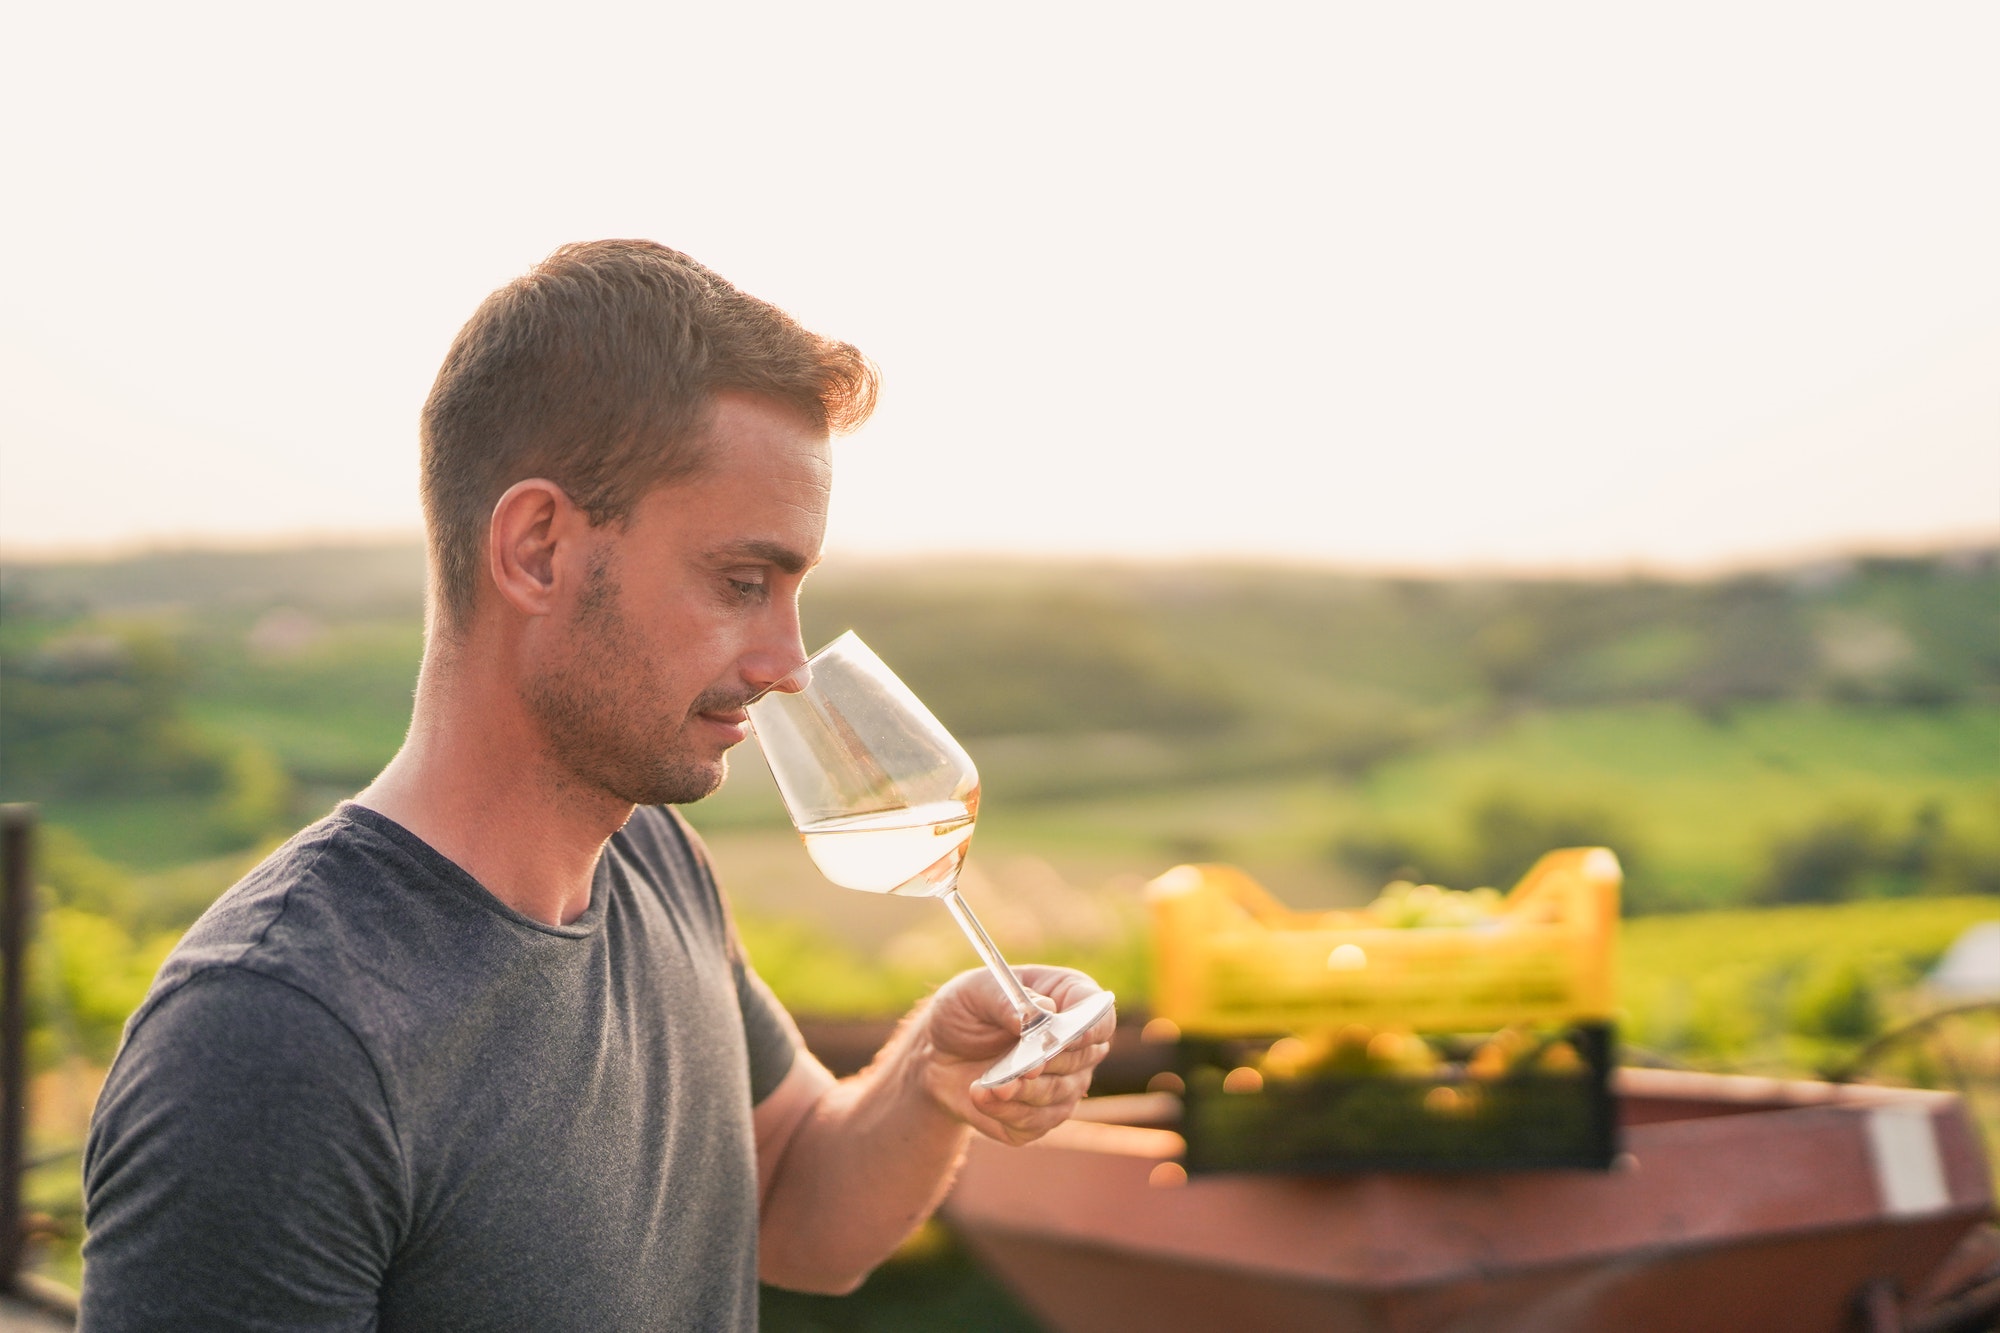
[524, 559, 742, 808]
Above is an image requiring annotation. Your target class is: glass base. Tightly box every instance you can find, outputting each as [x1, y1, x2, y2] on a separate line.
[974, 990, 1117, 1089]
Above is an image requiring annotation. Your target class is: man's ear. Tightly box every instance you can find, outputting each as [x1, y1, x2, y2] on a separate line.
[487, 479, 585, 618]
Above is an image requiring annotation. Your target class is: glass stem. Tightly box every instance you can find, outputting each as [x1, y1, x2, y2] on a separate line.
[941, 887, 1051, 1032]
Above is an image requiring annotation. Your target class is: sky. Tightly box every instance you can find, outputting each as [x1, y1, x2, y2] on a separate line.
[2, 3, 1996, 573]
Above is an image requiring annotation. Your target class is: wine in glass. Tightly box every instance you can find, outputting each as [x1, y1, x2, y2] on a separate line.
[746, 631, 1115, 1088]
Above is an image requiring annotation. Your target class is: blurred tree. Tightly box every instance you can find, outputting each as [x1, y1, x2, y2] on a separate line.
[1469, 613, 1545, 701]
[20, 845, 183, 1070]
[1756, 810, 1885, 904]
[1331, 788, 1650, 905]
[31, 907, 180, 1064]
[803, 588, 1240, 737]
[36, 826, 141, 918]
[0, 623, 225, 798]
[1455, 791, 1638, 891]
[1329, 826, 1429, 887]
[207, 743, 296, 849]
[1685, 577, 1817, 717]
[1788, 960, 1883, 1044]
[1752, 801, 2000, 904]
[1, 604, 300, 858]
[1941, 797, 2000, 896]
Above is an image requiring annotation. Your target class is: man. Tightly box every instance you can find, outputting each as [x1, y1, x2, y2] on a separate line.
[81, 240, 1115, 1329]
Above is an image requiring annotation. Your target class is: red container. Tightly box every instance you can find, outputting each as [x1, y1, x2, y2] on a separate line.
[943, 1069, 1994, 1333]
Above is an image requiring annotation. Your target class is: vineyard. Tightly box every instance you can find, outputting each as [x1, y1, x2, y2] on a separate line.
[3, 541, 1997, 1302]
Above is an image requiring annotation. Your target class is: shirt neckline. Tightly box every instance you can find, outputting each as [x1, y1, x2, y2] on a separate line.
[335, 801, 610, 940]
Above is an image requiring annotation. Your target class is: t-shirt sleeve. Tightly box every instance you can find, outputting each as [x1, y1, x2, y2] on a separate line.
[734, 953, 800, 1105]
[82, 968, 404, 1332]
[659, 806, 801, 1106]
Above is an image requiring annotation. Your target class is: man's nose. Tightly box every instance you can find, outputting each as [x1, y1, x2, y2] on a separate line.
[744, 607, 812, 696]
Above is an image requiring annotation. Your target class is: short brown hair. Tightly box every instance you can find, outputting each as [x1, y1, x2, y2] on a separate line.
[419, 239, 878, 634]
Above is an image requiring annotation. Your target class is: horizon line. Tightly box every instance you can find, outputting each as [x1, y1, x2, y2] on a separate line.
[2, 527, 1996, 584]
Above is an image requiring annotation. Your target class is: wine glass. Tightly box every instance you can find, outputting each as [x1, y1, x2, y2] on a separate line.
[746, 631, 1116, 1088]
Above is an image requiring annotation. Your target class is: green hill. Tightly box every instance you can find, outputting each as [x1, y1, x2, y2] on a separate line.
[4, 543, 1995, 907]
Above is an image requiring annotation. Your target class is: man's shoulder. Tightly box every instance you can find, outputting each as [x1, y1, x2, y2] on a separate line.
[137, 805, 462, 1036]
[178, 803, 427, 935]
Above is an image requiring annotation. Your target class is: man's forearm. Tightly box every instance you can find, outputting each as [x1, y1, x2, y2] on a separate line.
[757, 1002, 971, 1295]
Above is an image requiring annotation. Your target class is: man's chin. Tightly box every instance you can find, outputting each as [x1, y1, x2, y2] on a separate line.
[634, 754, 729, 808]
[684, 754, 729, 804]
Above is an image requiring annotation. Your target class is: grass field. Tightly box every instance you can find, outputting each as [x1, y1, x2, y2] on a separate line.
[1620, 895, 2000, 1067]
[183, 617, 421, 784]
[11, 544, 1995, 916]
[692, 701, 2000, 916]
[33, 793, 237, 870]
[39, 697, 1994, 914]
[1353, 702, 2000, 908]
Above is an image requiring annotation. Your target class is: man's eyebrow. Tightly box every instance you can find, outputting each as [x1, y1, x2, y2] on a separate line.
[706, 540, 819, 575]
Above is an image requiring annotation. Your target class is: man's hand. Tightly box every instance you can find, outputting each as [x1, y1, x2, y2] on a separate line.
[755, 965, 1114, 1292]
[918, 966, 1116, 1146]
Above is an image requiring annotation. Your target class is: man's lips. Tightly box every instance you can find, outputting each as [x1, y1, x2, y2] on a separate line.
[697, 707, 751, 742]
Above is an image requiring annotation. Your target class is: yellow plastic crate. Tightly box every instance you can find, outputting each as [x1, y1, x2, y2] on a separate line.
[1148, 848, 1620, 1036]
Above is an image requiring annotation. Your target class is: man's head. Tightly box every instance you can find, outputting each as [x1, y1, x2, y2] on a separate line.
[514, 390, 837, 806]
[420, 239, 877, 639]
[420, 242, 876, 805]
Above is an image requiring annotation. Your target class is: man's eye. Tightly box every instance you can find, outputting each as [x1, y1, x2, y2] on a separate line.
[726, 576, 768, 601]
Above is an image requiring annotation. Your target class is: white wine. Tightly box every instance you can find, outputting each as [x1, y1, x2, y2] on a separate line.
[748, 634, 1112, 1090]
[798, 798, 977, 897]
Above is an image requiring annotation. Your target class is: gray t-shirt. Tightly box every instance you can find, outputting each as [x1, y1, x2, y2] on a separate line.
[81, 802, 798, 1331]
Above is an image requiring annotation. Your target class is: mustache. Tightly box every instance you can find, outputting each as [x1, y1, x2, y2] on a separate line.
[691, 686, 755, 716]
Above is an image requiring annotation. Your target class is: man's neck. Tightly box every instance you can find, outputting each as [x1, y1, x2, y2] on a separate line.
[355, 650, 632, 928]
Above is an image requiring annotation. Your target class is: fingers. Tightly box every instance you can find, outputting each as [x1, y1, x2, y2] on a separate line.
[919, 965, 1117, 1146]
[968, 1066, 1098, 1145]
[990, 1061, 1098, 1110]
[1011, 1037, 1110, 1082]
[1021, 971, 1117, 1042]
[962, 1039, 1109, 1145]
[927, 968, 1116, 1058]
[1013, 966, 1106, 1013]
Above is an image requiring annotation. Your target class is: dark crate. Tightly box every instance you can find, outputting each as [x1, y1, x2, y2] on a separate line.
[1178, 1023, 1617, 1175]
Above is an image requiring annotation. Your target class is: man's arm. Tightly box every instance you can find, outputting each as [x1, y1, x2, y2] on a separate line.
[752, 965, 1113, 1295]
[82, 970, 402, 1330]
